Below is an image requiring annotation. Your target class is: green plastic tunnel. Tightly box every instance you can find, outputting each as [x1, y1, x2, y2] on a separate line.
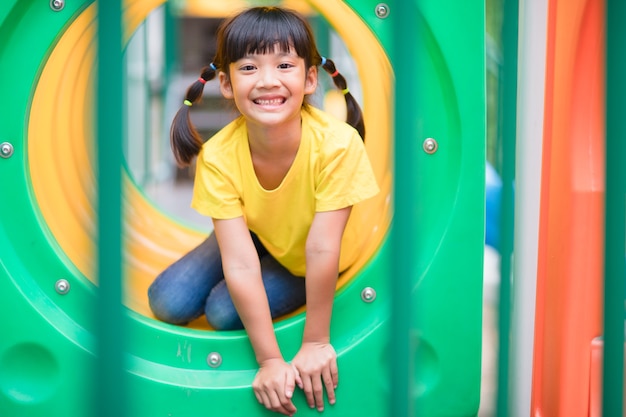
[0, 0, 485, 415]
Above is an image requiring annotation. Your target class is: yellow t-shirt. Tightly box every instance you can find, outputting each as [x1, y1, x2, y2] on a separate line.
[191, 106, 379, 276]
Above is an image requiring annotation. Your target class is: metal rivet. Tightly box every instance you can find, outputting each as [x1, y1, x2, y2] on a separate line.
[55, 279, 70, 295]
[1, 142, 13, 158]
[375, 3, 390, 19]
[423, 138, 438, 154]
[207, 352, 222, 368]
[361, 287, 377, 303]
[50, 0, 65, 11]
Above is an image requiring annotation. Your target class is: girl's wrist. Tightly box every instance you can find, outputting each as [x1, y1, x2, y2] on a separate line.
[302, 327, 331, 344]
[258, 356, 286, 366]
[255, 347, 284, 365]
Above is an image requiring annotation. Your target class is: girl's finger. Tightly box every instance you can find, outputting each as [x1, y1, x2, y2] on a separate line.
[322, 367, 336, 405]
[311, 374, 325, 411]
[330, 357, 339, 388]
[258, 391, 272, 410]
[292, 364, 303, 389]
[301, 375, 315, 409]
[253, 389, 263, 404]
[268, 389, 295, 416]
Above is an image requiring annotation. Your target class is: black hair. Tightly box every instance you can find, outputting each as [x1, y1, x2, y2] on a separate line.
[170, 6, 365, 166]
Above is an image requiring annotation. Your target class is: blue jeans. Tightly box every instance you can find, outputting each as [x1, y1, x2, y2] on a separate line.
[147, 232, 307, 330]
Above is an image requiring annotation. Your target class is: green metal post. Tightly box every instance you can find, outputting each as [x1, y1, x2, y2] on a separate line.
[496, 0, 518, 416]
[603, 1, 625, 416]
[391, 1, 419, 415]
[97, 1, 127, 416]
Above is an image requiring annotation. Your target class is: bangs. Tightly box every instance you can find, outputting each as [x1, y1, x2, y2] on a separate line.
[222, 7, 313, 63]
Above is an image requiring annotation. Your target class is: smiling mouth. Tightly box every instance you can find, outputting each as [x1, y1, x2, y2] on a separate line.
[253, 98, 285, 106]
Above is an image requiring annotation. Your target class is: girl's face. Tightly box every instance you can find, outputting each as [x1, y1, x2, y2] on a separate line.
[218, 45, 317, 131]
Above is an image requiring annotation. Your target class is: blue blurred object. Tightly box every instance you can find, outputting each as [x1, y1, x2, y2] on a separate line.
[485, 161, 502, 249]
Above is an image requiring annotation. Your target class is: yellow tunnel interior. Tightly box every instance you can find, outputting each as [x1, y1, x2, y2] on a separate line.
[28, 0, 392, 329]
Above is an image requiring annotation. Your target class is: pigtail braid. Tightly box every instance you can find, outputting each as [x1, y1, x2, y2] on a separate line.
[321, 57, 365, 140]
[170, 64, 218, 166]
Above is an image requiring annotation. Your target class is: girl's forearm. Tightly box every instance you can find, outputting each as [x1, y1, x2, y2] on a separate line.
[226, 270, 283, 364]
[213, 218, 284, 365]
[303, 207, 351, 344]
[302, 251, 339, 344]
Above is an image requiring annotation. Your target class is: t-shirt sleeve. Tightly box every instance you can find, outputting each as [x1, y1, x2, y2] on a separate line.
[315, 130, 380, 212]
[190, 148, 243, 219]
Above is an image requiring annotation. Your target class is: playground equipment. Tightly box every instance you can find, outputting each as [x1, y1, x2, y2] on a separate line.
[530, 0, 606, 414]
[506, 0, 625, 415]
[0, 0, 485, 416]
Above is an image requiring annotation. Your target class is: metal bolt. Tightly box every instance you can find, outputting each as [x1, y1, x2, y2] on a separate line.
[423, 138, 438, 154]
[55, 279, 70, 295]
[361, 287, 377, 303]
[375, 3, 390, 19]
[0, 142, 13, 158]
[50, 0, 65, 11]
[207, 352, 222, 368]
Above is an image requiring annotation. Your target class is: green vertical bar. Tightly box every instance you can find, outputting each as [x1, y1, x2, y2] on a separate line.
[603, 1, 625, 416]
[97, 1, 127, 417]
[496, 0, 518, 416]
[391, 1, 418, 415]
[164, 1, 178, 83]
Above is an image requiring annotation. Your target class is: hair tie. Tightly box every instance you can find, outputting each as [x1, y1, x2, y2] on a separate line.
[183, 100, 193, 107]
[321, 56, 327, 66]
[209, 62, 217, 71]
[331, 70, 339, 78]
[342, 88, 350, 95]
[198, 77, 206, 85]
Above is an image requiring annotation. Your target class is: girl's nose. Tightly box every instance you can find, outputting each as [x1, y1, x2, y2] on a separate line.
[257, 67, 280, 88]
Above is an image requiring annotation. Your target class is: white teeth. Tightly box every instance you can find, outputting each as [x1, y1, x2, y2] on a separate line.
[255, 98, 284, 105]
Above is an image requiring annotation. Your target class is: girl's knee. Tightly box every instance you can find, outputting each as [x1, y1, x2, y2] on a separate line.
[148, 282, 201, 325]
[205, 304, 243, 330]
[204, 284, 244, 330]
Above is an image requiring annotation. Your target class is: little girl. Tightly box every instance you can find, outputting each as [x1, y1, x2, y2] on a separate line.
[148, 6, 379, 416]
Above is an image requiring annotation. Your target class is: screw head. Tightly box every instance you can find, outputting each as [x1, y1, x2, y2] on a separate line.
[207, 352, 222, 368]
[55, 279, 70, 295]
[50, 0, 65, 11]
[0, 142, 13, 158]
[361, 287, 377, 303]
[375, 3, 390, 19]
[423, 138, 438, 154]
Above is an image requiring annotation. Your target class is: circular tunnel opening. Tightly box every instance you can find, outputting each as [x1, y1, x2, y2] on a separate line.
[27, 0, 392, 331]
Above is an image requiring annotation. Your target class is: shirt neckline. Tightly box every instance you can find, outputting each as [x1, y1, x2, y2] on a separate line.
[241, 110, 310, 193]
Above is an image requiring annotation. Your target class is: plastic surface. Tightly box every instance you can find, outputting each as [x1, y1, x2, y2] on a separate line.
[0, 1, 484, 415]
[531, 0, 605, 415]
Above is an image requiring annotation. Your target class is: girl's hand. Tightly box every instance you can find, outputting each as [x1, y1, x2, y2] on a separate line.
[253, 358, 298, 416]
[292, 342, 338, 411]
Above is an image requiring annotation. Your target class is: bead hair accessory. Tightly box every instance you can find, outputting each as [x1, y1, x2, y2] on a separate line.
[209, 62, 217, 71]
[321, 56, 327, 66]
[342, 88, 350, 95]
[183, 100, 192, 107]
[330, 69, 339, 77]
[198, 77, 206, 84]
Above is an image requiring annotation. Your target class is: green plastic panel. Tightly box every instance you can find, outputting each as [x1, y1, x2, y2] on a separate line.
[0, 0, 485, 416]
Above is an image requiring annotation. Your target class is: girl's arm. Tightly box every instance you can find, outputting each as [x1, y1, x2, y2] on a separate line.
[292, 206, 352, 412]
[213, 217, 297, 416]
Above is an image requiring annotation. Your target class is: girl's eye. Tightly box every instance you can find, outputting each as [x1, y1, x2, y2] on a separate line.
[240, 65, 256, 71]
[278, 63, 293, 69]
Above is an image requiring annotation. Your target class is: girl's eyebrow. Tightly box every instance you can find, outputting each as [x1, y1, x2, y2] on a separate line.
[274, 48, 296, 55]
[240, 49, 297, 59]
